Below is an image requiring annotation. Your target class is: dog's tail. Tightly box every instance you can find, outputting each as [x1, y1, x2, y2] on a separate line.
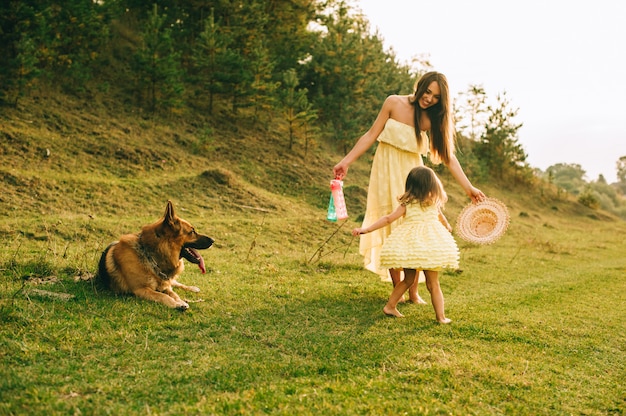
[97, 242, 117, 289]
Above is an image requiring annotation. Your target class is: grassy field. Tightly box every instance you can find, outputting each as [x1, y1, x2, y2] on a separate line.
[1, 94, 625, 415]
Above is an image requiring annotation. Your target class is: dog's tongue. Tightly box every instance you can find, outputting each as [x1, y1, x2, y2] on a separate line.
[189, 248, 206, 274]
[198, 255, 206, 274]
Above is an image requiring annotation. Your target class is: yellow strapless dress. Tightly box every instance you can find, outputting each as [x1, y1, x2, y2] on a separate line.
[379, 203, 459, 271]
[359, 118, 430, 278]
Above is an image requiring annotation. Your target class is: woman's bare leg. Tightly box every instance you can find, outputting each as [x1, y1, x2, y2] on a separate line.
[424, 270, 451, 324]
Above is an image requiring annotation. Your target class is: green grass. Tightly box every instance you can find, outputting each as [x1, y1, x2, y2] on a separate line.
[1, 94, 625, 415]
[1, 207, 625, 415]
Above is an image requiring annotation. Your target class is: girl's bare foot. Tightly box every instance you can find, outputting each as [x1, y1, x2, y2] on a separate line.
[383, 306, 404, 318]
[408, 295, 427, 305]
[437, 317, 452, 324]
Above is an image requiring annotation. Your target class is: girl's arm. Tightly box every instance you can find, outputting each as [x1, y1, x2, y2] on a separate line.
[445, 153, 486, 203]
[352, 204, 406, 236]
[438, 207, 453, 233]
[333, 96, 395, 179]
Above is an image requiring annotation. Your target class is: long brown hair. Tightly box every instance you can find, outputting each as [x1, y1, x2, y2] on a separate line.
[408, 71, 455, 164]
[398, 166, 448, 208]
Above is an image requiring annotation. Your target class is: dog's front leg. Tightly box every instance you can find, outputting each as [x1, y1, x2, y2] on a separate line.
[171, 279, 200, 293]
[133, 287, 189, 310]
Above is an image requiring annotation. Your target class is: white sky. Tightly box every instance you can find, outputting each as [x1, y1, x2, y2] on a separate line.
[356, 0, 626, 183]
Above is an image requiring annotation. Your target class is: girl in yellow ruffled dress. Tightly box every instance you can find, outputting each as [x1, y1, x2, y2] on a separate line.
[352, 166, 458, 323]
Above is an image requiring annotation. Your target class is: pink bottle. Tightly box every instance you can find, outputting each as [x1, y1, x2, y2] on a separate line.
[330, 178, 348, 220]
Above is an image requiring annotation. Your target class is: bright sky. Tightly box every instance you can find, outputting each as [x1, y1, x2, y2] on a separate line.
[357, 0, 626, 183]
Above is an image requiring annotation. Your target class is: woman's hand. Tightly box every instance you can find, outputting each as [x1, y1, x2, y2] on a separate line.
[468, 186, 486, 203]
[333, 161, 349, 180]
[352, 227, 367, 236]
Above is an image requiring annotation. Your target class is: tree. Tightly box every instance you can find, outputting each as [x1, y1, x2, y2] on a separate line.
[475, 92, 527, 181]
[455, 84, 488, 141]
[281, 69, 307, 150]
[133, 4, 185, 113]
[614, 156, 626, 195]
[258, 0, 318, 76]
[280, 68, 317, 152]
[546, 163, 587, 194]
[0, 2, 38, 106]
[589, 178, 620, 212]
[303, 0, 413, 152]
[617, 156, 626, 183]
[248, 39, 280, 121]
[0, 0, 109, 100]
[300, 101, 320, 157]
[5, 34, 40, 107]
[305, 2, 366, 149]
[192, 8, 233, 114]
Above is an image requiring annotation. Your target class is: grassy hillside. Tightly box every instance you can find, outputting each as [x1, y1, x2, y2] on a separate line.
[1, 89, 609, 240]
[0, 90, 370, 267]
[1, 92, 625, 415]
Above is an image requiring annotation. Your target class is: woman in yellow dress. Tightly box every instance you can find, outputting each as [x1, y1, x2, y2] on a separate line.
[333, 71, 484, 303]
[352, 166, 458, 323]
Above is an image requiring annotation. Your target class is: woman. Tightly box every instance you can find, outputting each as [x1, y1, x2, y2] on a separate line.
[334, 71, 484, 303]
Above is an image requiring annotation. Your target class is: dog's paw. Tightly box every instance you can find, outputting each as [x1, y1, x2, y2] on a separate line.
[176, 301, 190, 311]
[187, 286, 200, 293]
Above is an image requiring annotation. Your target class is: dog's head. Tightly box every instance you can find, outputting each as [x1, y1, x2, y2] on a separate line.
[153, 200, 214, 273]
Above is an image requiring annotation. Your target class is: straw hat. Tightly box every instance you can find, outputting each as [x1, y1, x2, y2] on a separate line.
[456, 197, 510, 244]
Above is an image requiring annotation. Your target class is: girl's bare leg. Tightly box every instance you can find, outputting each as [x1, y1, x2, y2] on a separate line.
[424, 270, 451, 324]
[390, 269, 426, 304]
[389, 268, 402, 287]
[408, 271, 427, 305]
[389, 268, 405, 303]
[383, 269, 417, 317]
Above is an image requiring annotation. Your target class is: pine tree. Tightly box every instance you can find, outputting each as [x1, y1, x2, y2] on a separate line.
[280, 68, 315, 150]
[192, 8, 229, 114]
[456, 85, 488, 141]
[133, 4, 185, 113]
[476, 92, 527, 181]
[248, 40, 279, 121]
[5, 34, 40, 107]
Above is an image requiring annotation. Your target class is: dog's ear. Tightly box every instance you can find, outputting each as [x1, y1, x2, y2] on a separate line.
[164, 200, 176, 225]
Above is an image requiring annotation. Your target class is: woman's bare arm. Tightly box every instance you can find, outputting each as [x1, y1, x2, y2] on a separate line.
[445, 153, 485, 203]
[333, 96, 398, 179]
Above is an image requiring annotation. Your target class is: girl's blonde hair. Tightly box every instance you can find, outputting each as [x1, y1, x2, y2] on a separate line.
[398, 166, 447, 208]
[408, 71, 455, 165]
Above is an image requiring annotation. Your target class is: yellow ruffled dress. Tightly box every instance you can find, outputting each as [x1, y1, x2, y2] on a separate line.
[379, 203, 459, 271]
[359, 118, 430, 278]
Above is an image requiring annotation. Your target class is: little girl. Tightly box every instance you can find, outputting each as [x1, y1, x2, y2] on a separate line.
[352, 166, 459, 323]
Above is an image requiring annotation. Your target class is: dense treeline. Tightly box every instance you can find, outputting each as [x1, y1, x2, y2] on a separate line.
[1, 0, 625, 217]
[0, 0, 412, 148]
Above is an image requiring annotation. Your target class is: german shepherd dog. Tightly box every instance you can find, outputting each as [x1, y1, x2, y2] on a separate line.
[98, 201, 214, 310]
